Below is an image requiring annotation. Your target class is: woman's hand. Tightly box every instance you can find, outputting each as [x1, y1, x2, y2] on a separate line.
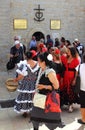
[13, 78, 18, 82]
[37, 84, 45, 90]
[37, 84, 52, 90]
[71, 79, 76, 86]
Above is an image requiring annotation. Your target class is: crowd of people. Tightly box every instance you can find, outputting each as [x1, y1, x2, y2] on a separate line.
[8, 35, 85, 129]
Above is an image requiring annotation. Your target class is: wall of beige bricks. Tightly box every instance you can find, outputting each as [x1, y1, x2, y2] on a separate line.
[0, 0, 85, 64]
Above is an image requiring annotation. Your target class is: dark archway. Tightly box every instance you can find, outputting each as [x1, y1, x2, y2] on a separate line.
[33, 31, 45, 41]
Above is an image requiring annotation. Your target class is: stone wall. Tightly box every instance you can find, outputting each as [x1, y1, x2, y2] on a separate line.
[0, 0, 85, 45]
[0, 0, 85, 67]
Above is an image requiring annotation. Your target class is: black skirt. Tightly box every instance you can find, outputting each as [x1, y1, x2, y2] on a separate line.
[79, 90, 85, 108]
[31, 106, 62, 130]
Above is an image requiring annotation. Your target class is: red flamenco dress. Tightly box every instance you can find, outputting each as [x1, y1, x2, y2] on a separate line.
[61, 57, 79, 105]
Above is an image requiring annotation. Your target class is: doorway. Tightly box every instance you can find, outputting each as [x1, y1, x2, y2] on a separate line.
[33, 31, 45, 41]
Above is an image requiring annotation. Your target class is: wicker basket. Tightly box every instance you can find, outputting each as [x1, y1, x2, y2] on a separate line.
[5, 78, 18, 92]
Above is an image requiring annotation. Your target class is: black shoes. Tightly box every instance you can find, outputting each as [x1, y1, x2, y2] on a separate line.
[78, 119, 85, 124]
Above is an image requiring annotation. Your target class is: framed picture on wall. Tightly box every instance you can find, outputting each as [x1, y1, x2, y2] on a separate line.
[13, 19, 27, 29]
[50, 20, 61, 30]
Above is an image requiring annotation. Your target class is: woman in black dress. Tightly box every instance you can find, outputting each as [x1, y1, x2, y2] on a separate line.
[31, 52, 64, 130]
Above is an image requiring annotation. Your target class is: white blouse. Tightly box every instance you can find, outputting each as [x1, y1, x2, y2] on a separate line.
[76, 63, 85, 91]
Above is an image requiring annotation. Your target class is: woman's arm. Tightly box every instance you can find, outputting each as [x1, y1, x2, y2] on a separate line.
[72, 70, 78, 86]
[48, 71, 59, 90]
[14, 74, 24, 82]
[37, 71, 59, 90]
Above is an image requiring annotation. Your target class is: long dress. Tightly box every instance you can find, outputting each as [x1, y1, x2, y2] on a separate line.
[61, 57, 80, 105]
[31, 68, 63, 130]
[52, 62, 65, 90]
[14, 63, 39, 113]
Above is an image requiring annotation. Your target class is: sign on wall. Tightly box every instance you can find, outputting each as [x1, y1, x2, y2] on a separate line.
[50, 20, 61, 30]
[13, 19, 27, 29]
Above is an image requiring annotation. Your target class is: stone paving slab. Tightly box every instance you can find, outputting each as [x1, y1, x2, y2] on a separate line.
[0, 104, 81, 130]
[0, 108, 32, 130]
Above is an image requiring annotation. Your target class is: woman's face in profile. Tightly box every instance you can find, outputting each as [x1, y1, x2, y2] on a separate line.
[38, 57, 44, 68]
[67, 48, 71, 57]
[38, 58, 42, 67]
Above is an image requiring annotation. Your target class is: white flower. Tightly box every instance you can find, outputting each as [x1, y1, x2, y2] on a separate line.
[47, 54, 53, 61]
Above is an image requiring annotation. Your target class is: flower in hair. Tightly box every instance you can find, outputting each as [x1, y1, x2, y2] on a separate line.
[55, 49, 60, 54]
[39, 43, 44, 48]
[47, 54, 53, 61]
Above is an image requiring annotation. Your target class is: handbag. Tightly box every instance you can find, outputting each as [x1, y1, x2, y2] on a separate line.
[6, 58, 15, 70]
[74, 65, 80, 94]
[45, 90, 61, 113]
[33, 92, 46, 109]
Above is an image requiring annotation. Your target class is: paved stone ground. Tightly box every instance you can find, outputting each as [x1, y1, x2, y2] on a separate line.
[0, 46, 84, 130]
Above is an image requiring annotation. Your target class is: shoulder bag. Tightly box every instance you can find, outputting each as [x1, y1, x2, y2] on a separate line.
[45, 89, 61, 113]
[6, 58, 15, 70]
[33, 92, 46, 109]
